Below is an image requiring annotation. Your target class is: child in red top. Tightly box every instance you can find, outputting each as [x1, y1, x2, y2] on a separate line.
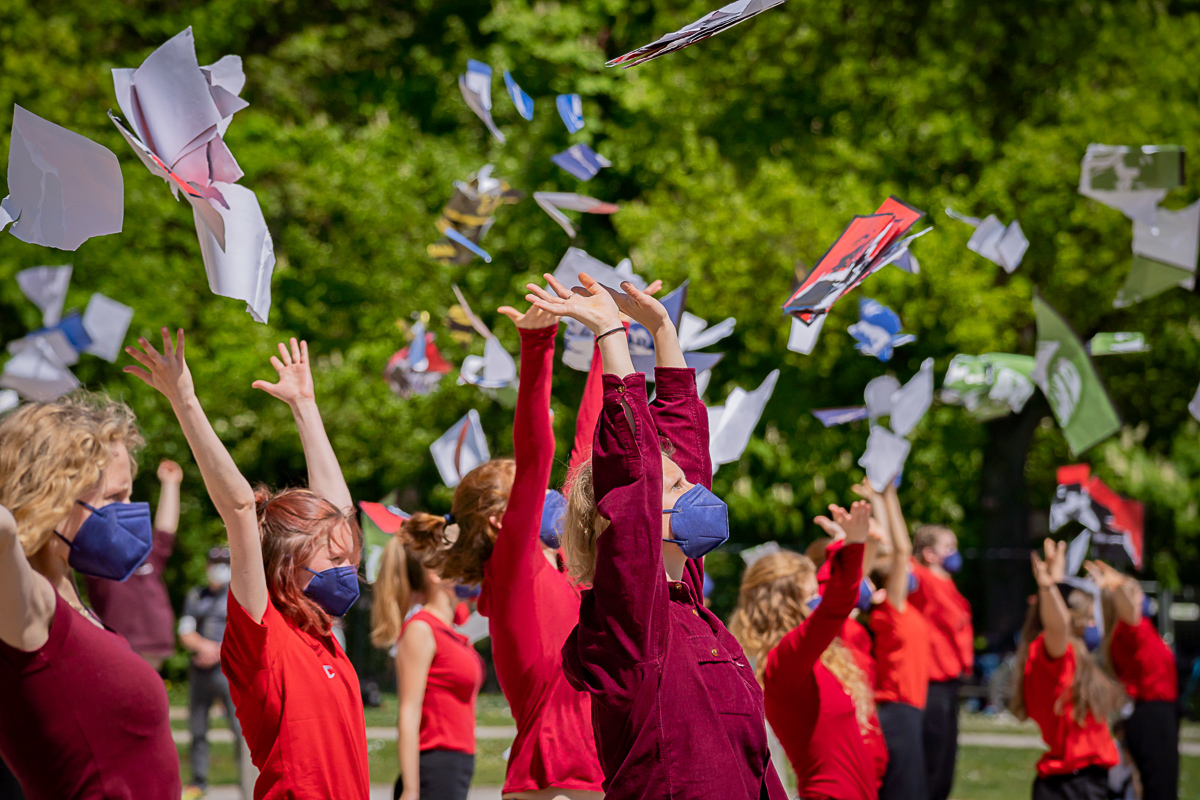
[731, 502, 887, 800]
[1011, 542, 1123, 800]
[127, 332, 369, 800]
[1087, 559, 1178, 800]
[909, 524, 973, 800]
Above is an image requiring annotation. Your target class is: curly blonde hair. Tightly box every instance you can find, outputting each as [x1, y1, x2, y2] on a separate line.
[560, 458, 609, 584]
[0, 393, 143, 558]
[729, 550, 877, 735]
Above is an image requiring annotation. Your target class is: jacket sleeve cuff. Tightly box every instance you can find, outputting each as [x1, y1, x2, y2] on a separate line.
[652, 367, 698, 398]
[518, 325, 558, 346]
[601, 371, 648, 404]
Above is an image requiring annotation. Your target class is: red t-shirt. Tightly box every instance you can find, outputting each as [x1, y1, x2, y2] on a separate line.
[405, 610, 484, 754]
[221, 593, 370, 800]
[908, 561, 973, 682]
[0, 591, 180, 799]
[870, 601, 930, 708]
[1023, 635, 1119, 777]
[1110, 618, 1178, 702]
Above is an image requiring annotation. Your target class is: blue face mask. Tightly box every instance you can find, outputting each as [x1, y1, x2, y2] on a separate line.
[856, 580, 874, 612]
[1082, 625, 1102, 652]
[55, 501, 153, 582]
[662, 485, 730, 559]
[541, 490, 567, 549]
[1142, 594, 1153, 618]
[304, 565, 360, 617]
[942, 550, 963, 573]
[907, 571, 919, 594]
[455, 583, 482, 600]
[806, 596, 822, 612]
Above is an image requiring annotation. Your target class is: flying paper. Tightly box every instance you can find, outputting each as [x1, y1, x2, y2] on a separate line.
[193, 182, 274, 323]
[503, 72, 534, 121]
[945, 208, 1028, 273]
[864, 375, 901, 419]
[787, 315, 826, 355]
[1079, 144, 1184, 224]
[859, 426, 912, 493]
[0, 337, 80, 401]
[460, 336, 518, 390]
[783, 196, 926, 323]
[533, 192, 618, 238]
[1191, 381, 1200, 424]
[812, 406, 869, 427]
[562, 319, 595, 372]
[16, 265, 73, 327]
[1115, 201, 1200, 307]
[1050, 464, 1144, 571]
[551, 144, 611, 182]
[629, 282, 734, 380]
[384, 321, 453, 398]
[428, 165, 523, 265]
[606, 0, 788, 69]
[739, 541, 782, 567]
[847, 298, 915, 362]
[1088, 332, 1149, 356]
[556, 94, 584, 133]
[1032, 295, 1121, 456]
[80, 294, 134, 363]
[431, 410, 490, 488]
[0, 390, 17, 414]
[708, 369, 779, 470]
[1, 106, 124, 250]
[459, 60, 504, 143]
[553, 247, 647, 293]
[941, 353, 1037, 420]
[888, 358, 934, 437]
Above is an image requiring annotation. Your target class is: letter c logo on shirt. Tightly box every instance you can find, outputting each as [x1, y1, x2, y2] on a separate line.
[323, 665, 336, 679]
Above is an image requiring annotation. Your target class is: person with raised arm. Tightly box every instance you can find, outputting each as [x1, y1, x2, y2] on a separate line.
[527, 272, 787, 800]
[1010, 542, 1122, 800]
[125, 331, 369, 800]
[0, 394, 179, 798]
[731, 501, 888, 800]
[1085, 559, 1178, 800]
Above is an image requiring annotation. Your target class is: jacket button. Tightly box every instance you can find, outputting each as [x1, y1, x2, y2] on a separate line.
[692, 609, 699, 616]
[711, 648, 719, 657]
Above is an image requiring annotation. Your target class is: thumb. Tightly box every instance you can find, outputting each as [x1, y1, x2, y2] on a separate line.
[497, 306, 522, 322]
[251, 380, 280, 396]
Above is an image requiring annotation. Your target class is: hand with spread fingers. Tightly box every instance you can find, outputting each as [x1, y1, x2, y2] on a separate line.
[603, 280, 674, 337]
[1031, 550, 1056, 589]
[498, 302, 560, 331]
[252, 338, 314, 408]
[124, 328, 194, 406]
[526, 272, 623, 335]
[1043, 538, 1067, 584]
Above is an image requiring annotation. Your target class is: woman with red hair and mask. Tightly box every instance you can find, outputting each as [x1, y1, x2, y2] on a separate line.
[126, 330, 369, 800]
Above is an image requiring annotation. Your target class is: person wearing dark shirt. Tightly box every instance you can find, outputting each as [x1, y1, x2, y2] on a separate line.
[179, 547, 242, 798]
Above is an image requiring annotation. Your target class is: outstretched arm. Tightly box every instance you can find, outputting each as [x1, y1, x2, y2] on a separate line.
[882, 484, 912, 610]
[155, 459, 183, 534]
[0, 503, 57, 651]
[1085, 559, 1141, 626]
[126, 329, 267, 623]
[1034, 539, 1070, 658]
[253, 339, 353, 515]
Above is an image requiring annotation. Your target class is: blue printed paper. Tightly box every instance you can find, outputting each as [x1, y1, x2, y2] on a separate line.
[847, 297, 915, 362]
[551, 143, 611, 181]
[812, 407, 870, 427]
[442, 226, 492, 263]
[504, 71, 534, 121]
[556, 93, 584, 133]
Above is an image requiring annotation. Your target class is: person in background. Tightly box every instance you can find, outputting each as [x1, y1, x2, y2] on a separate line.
[83, 458, 183, 669]
[1010, 541, 1123, 800]
[371, 531, 484, 800]
[178, 547, 242, 800]
[909, 523, 973, 800]
[1085, 559, 1179, 800]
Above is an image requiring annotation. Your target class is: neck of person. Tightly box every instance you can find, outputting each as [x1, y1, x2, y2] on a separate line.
[421, 585, 458, 626]
[927, 561, 949, 580]
[663, 544, 687, 584]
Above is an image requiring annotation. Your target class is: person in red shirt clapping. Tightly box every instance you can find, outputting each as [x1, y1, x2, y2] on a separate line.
[1085, 559, 1179, 800]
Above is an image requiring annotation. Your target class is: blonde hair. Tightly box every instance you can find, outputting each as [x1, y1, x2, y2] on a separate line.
[560, 458, 609, 584]
[0, 394, 143, 559]
[370, 531, 437, 648]
[729, 550, 877, 735]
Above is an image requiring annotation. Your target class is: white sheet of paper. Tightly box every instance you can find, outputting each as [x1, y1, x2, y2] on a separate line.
[193, 182, 274, 323]
[739, 541, 781, 567]
[1080, 188, 1165, 225]
[2, 106, 124, 251]
[889, 358, 934, 436]
[996, 222, 1029, 272]
[0, 389, 17, 414]
[967, 215, 1006, 263]
[709, 369, 779, 468]
[430, 410, 490, 488]
[864, 375, 901, 419]
[459, 73, 505, 144]
[532, 192, 617, 237]
[695, 368, 712, 399]
[1132, 200, 1200, 270]
[1190, 380, 1200, 423]
[562, 319, 594, 372]
[678, 312, 735, 352]
[455, 611, 490, 645]
[859, 426, 912, 492]
[460, 336, 516, 389]
[787, 315, 825, 355]
[553, 247, 647, 293]
[16, 265, 72, 327]
[0, 337, 79, 401]
[81, 293, 134, 362]
[1065, 531, 1092, 578]
[7, 329, 80, 367]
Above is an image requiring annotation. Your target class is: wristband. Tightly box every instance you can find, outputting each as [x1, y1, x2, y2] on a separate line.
[595, 327, 626, 343]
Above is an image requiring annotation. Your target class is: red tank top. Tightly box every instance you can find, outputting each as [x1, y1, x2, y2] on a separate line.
[405, 609, 485, 753]
[0, 590, 180, 799]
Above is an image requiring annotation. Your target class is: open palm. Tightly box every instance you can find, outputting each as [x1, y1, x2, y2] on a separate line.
[252, 339, 314, 406]
[498, 302, 560, 331]
[125, 328, 194, 405]
[526, 272, 623, 335]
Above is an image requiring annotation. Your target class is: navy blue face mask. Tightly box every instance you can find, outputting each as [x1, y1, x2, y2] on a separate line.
[1142, 594, 1153, 618]
[455, 583, 482, 600]
[662, 485, 730, 559]
[856, 580, 874, 612]
[541, 490, 567, 549]
[806, 596, 822, 612]
[304, 566, 360, 617]
[55, 501, 152, 582]
[1082, 625, 1102, 652]
[942, 550, 963, 573]
[907, 571, 919, 594]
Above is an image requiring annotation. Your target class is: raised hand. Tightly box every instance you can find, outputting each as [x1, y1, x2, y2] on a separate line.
[830, 501, 871, 544]
[1031, 550, 1055, 589]
[157, 459, 183, 484]
[498, 302, 560, 331]
[602, 281, 674, 336]
[1084, 559, 1125, 592]
[851, 482, 881, 503]
[124, 328, 194, 405]
[526, 272, 623, 335]
[1043, 538, 1067, 583]
[813, 512, 847, 541]
[252, 339, 314, 408]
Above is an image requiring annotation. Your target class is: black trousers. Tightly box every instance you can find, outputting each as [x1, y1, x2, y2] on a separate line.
[393, 749, 474, 800]
[923, 679, 960, 800]
[1031, 765, 1109, 800]
[878, 701, 927, 800]
[1124, 700, 1180, 800]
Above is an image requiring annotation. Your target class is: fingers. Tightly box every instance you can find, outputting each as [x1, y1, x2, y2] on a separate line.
[125, 345, 155, 370]
[251, 380, 280, 397]
[289, 338, 301, 364]
[176, 329, 185, 359]
[270, 355, 286, 375]
[299, 339, 308, 363]
[278, 342, 293, 367]
[526, 295, 566, 317]
[140, 334, 162, 359]
[645, 279, 663, 295]
[543, 273, 573, 300]
[526, 283, 562, 304]
[123, 366, 153, 385]
[160, 327, 174, 358]
[497, 306, 522, 322]
[577, 272, 605, 295]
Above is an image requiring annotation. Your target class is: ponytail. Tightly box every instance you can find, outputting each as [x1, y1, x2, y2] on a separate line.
[370, 513, 456, 649]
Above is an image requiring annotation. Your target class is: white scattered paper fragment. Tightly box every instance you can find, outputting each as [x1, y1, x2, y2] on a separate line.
[709, 369, 779, 469]
[888, 358, 935, 437]
[430, 410, 490, 488]
[16, 265, 73, 327]
[81, 294, 135, 363]
[859, 426, 912, 493]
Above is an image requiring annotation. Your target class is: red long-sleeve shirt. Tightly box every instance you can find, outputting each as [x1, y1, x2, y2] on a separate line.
[1110, 618, 1178, 702]
[562, 369, 786, 800]
[908, 561, 973, 682]
[764, 543, 886, 800]
[477, 325, 605, 794]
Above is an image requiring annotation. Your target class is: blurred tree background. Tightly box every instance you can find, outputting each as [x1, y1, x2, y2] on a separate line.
[3, 0, 1200, 673]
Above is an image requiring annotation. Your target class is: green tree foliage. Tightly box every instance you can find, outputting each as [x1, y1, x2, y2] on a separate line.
[4, 0, 1200, 639]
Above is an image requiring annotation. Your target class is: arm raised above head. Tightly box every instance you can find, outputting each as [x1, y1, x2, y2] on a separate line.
[0, 503, 57, 651]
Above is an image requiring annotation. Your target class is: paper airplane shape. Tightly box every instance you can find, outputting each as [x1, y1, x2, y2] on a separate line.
[1114, 201, 1200, 307]
[859, 426, 911, 493]
[503, 72, 534, 121]
[941, 353, 1037, 421]
[1050, 464, 1144, 571]
[787, 314, 826, 355]
[459, 60, 504, 143]
[431, 410, 490, 488]
[556, 94, 584, 133]
[428, 165, 522, 265]
[847, 298, 915, 362]
[551, 143, 611, 181]
[460, 337, 518, 390]
[783, 196, 927, 324]
[1079, 144, 1184, 224]
[533, 192, 618, 238]
[384, 320, 453, 398]
[812, 406, 869, 427]
[945, 208, 1029, 273]
[606, 0, 788, 69]
[1088, 332, 1149, 356]
[708, 369, 779, 470]
[1, 106, 124, 250]
[193, 182, 274, 322]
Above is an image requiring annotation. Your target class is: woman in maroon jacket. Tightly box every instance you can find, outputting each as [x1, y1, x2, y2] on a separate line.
[527, 272, 787, 800]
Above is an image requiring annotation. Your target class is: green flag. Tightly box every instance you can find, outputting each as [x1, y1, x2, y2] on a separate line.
[1032, 295, 1121, 455]
[1114, 255, 1195, 308]
[1088, 332, 1149, 356]
[941, 353, 1037, 421]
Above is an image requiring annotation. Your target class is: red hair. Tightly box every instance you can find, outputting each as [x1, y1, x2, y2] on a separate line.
[255, 486, 362, 635]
